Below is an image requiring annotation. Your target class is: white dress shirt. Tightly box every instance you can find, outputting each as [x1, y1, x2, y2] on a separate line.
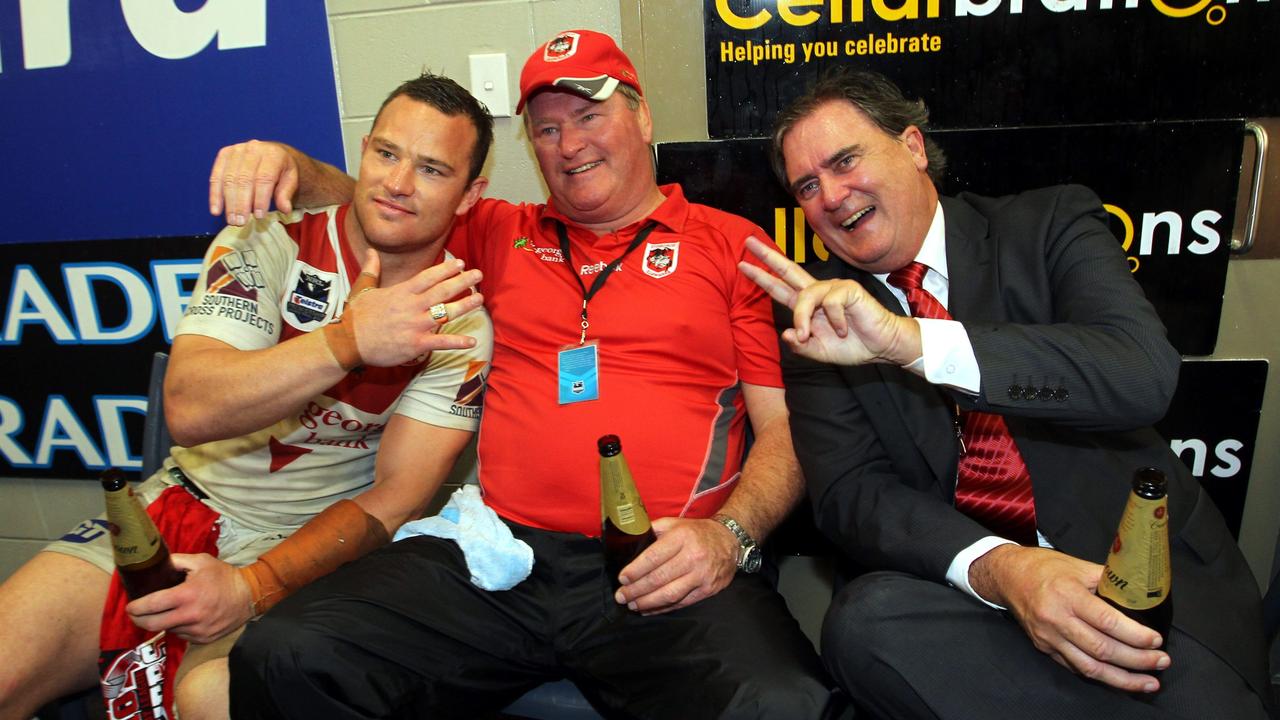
[871, 202, 1050, 609]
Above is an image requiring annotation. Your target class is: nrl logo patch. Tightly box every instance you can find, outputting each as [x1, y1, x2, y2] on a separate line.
[280, 261, 340, 331]
[643, 242, 679, 279]
[544, 32, 579, 62]
[287, 270, 332, 323]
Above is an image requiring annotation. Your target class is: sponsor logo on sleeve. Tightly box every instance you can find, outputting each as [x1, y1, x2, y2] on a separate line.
[206, 247, 264, 300]
[185, 247, 275, 334]
[449, 361, 488, 419]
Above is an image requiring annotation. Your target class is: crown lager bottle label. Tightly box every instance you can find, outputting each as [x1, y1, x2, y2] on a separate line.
[104, 483, 165, 571]
[599, 434, 655, 589]
[600, 437, 652, 536]
[1099, 474, 1171, 611]
[101, 468, 184, 599]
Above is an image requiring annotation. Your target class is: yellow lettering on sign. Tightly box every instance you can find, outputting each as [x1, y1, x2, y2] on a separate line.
[871, 0, 940, 21]
[1149, 0, 1212, 17]
[715, 0, 771, 30]
[780, 0, 825, 25]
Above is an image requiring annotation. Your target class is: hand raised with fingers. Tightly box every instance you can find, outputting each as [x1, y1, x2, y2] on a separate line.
[738, 236, 921, 366]
[209, 140, 300, 227]
[344, 252, 485, 367]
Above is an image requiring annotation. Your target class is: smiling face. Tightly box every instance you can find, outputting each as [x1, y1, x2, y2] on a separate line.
[525, 89, 663, 231]
[350, 95, 486, 257]
[782, 99, 938, 274]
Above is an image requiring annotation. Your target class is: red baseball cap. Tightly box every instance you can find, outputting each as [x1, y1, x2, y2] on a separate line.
[516, 29, 643, 114]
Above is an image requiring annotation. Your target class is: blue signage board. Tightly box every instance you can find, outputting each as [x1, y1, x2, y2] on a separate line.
[0, 1, 344, 244]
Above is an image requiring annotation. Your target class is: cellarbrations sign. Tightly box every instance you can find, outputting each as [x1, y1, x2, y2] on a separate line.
[704, 0, 1279, 138]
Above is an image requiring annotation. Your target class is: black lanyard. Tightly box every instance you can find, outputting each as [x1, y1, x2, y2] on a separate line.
[555, 220, 658, 345]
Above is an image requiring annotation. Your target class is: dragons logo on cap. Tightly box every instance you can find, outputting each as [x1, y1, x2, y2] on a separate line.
[544, 32, 579, 62]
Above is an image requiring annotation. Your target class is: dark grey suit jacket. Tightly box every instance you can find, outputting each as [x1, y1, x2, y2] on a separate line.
[784, 185, 1268, 698]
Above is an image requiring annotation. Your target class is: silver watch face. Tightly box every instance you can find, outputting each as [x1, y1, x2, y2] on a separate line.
[741, 544, 762, 574]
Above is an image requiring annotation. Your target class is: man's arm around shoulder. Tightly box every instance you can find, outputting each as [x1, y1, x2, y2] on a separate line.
[210, 141, 356, 226]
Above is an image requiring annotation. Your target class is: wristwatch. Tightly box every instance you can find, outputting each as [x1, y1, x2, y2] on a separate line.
[714, 514, 762, 574]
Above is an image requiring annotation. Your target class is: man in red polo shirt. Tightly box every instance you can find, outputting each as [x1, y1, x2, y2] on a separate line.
[215, 30, 839, 720]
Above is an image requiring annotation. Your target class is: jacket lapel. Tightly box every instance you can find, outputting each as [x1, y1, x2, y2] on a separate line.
[847, 265, 957, 489]
[940, 196, 996, 324]
[940, 197, 1068, 536]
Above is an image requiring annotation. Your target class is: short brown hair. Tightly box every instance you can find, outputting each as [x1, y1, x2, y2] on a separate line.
[770, 69, 947, 189]
[373, 71, 494, 183]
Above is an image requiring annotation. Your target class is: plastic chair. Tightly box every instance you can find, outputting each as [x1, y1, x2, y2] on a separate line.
[141, 351, 173, 478]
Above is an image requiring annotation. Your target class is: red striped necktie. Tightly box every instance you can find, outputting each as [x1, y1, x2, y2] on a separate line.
[886, 261, 1038, 546]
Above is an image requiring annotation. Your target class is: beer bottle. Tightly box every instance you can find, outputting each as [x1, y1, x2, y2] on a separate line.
[1098, 466, 1173, 644]
[599, 434, 655, 588]
[101, 468, 185, 599]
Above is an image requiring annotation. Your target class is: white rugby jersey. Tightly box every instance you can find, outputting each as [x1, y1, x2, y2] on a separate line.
[171, 205, 491, 532]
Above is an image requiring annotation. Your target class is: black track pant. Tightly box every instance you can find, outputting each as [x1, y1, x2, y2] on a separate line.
[230, 521, 843, 719]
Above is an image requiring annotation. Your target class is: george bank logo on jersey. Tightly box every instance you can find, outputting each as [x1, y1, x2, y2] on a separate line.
[512, 236, 565, 264]
[281, 262, 338, 331]
[207, 247, 264, 300]
[643, 242, 679, 279]
[449, 361, 488, 419]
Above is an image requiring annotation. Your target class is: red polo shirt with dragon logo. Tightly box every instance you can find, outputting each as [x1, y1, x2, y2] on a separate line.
[448, 185, 782, 536]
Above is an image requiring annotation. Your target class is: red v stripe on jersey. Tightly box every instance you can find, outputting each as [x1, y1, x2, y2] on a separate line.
[268, 436, 313, 473]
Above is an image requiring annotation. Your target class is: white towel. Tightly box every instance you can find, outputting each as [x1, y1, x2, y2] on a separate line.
[393, 485, 533, 591]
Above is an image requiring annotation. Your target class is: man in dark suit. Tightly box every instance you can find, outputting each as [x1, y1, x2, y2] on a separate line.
[739, 69, 1271, 719]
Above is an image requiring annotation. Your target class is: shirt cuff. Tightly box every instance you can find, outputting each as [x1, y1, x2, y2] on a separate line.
[946, 536, 1018, 610]
[909, 318, 981, 394]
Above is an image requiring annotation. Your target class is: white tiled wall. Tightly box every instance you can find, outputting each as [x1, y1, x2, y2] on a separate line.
[0, 476, 106, 579]
[329, 0, 623, 206]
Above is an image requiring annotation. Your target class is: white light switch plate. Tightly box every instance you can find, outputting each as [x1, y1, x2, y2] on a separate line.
[469, 53, 510, 118]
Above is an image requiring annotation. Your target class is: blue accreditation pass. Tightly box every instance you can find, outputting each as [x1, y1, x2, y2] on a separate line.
[558, 343, 600, 404]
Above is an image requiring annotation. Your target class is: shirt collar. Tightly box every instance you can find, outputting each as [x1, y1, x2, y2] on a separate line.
[915, 202, 948, 281]
[872, 201, 947, 284]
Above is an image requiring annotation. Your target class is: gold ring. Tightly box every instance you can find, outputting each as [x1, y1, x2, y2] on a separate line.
[429, 303, 448, 324]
